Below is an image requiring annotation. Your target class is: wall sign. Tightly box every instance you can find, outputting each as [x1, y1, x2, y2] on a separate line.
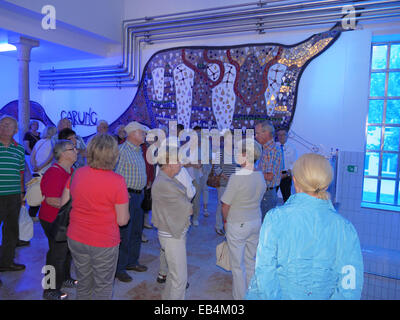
[60, 108, 98, 127]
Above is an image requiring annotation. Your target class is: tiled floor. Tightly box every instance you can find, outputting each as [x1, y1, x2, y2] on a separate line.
[1, 187, 400, 300]
[0, 187, 233, 300]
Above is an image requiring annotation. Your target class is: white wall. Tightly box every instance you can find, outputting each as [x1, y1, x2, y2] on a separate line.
[4, 0, 124, 42]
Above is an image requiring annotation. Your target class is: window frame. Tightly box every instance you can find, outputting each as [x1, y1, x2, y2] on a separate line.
[363, 40, 400, 208]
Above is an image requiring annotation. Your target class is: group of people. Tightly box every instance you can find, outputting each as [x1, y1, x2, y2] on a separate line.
[0, 114, 364, 300]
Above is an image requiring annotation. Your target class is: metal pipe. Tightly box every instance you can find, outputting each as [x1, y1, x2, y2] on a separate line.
[39, 0, 400, 89]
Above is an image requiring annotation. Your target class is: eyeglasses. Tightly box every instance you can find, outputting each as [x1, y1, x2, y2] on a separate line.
[64, 147, 77, 152]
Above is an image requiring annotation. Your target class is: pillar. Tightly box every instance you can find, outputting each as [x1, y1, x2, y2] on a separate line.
[8, 36, 39, 143]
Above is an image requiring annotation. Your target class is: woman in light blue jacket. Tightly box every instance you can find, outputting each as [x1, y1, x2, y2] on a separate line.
[246, 153, 363, 300]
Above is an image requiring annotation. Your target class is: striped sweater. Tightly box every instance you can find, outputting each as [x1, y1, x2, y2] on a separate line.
[0, 140, 25, 195]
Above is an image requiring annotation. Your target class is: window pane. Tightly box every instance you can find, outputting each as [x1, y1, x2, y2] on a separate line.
[383, 127, 400, 151]
[370, 73, 386, 97]
[382, 153, 398, 178]
[380, 179, 395, 204]
[388, 72, 400, 97]
[386, 100, 400, 124]
[389, 44, 400, 69]
[366, 126, 381, 150]
[368, 100, 383, 124]
[372, 45, 388, 69]
[362, 178, 378, 202]
[364, 152, 379, 176]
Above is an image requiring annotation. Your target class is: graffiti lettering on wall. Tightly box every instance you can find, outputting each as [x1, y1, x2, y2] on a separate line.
[60, 108, 98, 127]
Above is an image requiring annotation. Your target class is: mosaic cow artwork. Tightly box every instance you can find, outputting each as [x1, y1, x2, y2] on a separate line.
[124, 24, 343, 133]
[0, 24, 344, 138]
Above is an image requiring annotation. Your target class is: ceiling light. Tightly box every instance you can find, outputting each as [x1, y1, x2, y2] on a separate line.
[0, 43, 17, 52]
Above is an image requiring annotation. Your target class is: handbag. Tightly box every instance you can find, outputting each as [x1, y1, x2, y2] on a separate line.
[206, 165, 221, 188]
[49, 170, 76, 242]
[24, 174, 44, 207]
[141, 187, 152, 212]
[216, 240, 231, 271]
[19, 205, 34, 241]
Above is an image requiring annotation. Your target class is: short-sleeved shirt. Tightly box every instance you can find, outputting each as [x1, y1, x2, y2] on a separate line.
[0, 140, 25, 196]
[66, 166, 129, 248]
[256, 139, 282, 188]
[115, 141, 147, 190]
[39, 163, 73, 223]
[221, 168, 266, 223]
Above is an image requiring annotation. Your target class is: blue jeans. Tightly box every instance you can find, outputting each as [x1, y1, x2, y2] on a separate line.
[260, 188, 278, 222]
[116, 191, 144, 274]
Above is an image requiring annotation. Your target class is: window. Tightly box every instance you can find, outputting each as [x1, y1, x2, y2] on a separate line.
[362, 40, 400, 208]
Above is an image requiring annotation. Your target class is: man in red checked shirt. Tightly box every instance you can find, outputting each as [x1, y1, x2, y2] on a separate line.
[255, 121, 282, 222]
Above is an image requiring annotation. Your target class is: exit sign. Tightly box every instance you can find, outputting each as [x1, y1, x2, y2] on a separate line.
[347, 165, 358, 173]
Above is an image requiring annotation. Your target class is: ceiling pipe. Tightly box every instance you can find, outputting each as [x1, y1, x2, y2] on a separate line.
[38, 0, 400, 89]
[40, 0, 396, 78]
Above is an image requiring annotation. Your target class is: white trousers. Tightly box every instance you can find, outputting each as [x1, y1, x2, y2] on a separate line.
[158, 234, 187, 300]
[226, 219, 261, 300]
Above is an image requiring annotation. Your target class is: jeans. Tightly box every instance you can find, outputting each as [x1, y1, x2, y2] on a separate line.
[260, 188, 278, 222]
[116, 191, 144, 274]
[0, 194, 21, 267]
[40, 219, 73, 290]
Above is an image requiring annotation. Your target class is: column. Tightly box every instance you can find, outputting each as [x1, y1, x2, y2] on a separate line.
[8, 36, 39, 143]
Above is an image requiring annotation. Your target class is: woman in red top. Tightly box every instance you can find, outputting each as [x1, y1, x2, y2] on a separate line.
[39, 139, 77, 300]
[61, 133, 129, 300]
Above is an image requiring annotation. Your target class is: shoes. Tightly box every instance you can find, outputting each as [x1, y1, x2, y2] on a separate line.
[156, 274, 166, 283]
[192, 220, 199, 227]
[0, 263, 26, 272]
[16, 240, 30, 247]
[186, 282, 190, 289]
[115, 272, 133, 282]
[126, 264, 148, 272]
[143, 223, 153, 229]
[215, 228, 225, 236]
[62, 278, 78, 288]
[43, 289, 68, 300]
[141, 234, 149, 243]
[203, 210, 209, 217]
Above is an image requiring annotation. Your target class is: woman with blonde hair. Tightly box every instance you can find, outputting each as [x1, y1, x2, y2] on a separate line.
[246, 153, 363, 300]
[61, 133, 130, 300]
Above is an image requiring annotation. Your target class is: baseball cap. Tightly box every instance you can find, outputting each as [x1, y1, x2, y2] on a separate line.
[124, 121, 149, 134]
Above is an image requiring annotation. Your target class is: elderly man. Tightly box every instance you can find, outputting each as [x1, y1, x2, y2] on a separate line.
[114, 121, 149, 282]
[96, 120, 109, 134]
[0, 116, 26, 285]
[276, 129, 297, 203]
[255, 121, 282, 222]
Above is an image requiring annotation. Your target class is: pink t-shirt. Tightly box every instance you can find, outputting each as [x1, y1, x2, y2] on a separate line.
[66, 166, 129, 248]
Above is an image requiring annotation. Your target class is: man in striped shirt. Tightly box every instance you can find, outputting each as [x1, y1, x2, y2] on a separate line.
[255, 121, 282, 222]
[0, 116, 26, 283]
[114, 121, 148, 283]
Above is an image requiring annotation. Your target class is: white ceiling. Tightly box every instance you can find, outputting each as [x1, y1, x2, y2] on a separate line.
[0, 28, 102, 62]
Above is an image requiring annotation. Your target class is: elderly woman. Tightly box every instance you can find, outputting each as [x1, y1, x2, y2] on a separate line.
[28, 125, 57, 218]
[39, 140, 78, 300]
[61, 133, 129, 300]
[30, 125, 57, 175]
[23, 120, 40, 156]
[151, 147, 193, 300]
[221, 139, 266, 300]
[246, 153, 364, 300]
